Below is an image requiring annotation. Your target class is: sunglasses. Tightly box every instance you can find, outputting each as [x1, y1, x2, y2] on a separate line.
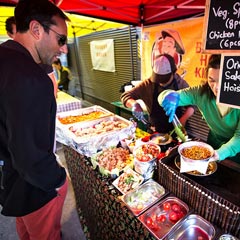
[43, 24, 67, 46]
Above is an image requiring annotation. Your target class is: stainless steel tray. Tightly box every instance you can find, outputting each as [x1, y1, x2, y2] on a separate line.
[66, 115, 133, 143]
[138, 196, 189, 240]
[56, 105, 113, 127]
[165, 214, 215, 240]
[58, 114, 136, 157]
[121, 179, 166, 216]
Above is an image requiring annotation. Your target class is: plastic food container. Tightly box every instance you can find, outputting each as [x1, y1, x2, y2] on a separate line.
[165, 214, 215, 240]
[56, 105, 113, 126]
[112, 168, 144, 194]
[122, 179, 166, 216]
[133, 142, 161, 180]
[91, 147, 134, 177]
[138, 196, 189, 240]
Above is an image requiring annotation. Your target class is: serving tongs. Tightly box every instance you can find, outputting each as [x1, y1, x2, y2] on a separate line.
[172, 114, 190, 142]
[132, 111, 153, 134]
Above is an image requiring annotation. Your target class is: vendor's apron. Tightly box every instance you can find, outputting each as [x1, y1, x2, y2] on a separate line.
[150, 80, 181, 133]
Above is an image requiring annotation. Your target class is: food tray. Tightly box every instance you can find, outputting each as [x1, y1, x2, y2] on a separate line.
[138, 196, 189, 240]
[66, 115, 132, 143]
[121, 179, 166, 216]
[112, 168, 144, 194]
[165, 214, 215, 240]
[56, 105, 113, 127]
[91, 147, 134, 177]
[60, 114, 136, 157]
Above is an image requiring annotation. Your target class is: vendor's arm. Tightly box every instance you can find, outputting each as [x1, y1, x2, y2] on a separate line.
[121, 83, 150, 121]
[216, 124, 240, 161]
[179, 106, 195, 126]
[121, 83, 145, 107]
[124, 98, 138, 108]
[158, 87, 200, 107]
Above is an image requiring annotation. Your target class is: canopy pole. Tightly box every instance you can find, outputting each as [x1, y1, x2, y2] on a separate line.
[128, 26, 135, 81]
[72, 26, 84, 100]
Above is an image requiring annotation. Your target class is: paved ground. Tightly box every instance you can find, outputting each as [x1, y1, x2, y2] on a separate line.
[0, 146, 86, 240]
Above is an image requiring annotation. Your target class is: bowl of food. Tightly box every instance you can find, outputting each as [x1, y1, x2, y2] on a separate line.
[178, 141, 214, 164]
[133, 142, 161, 179]
[150, 133, 172, 145]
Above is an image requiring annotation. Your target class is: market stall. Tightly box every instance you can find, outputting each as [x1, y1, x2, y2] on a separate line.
[55, 103, 240, 240]
[63, 142, 240, 240]
[63, 146, 155, 240]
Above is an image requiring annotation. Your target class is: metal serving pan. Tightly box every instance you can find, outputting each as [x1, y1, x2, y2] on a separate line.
[66, 115, 132, 143]
[63, 115, 136, 157]
[56, 105, 113, 127]
[121, 179, 166, 216]
[165, 214, 215, 240]
[138, 196, 189, 240]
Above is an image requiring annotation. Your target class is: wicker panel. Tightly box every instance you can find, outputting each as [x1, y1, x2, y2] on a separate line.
[185, 108, 210, 142]
[63, 145, 156, 240]
[157, 153, 240, 238]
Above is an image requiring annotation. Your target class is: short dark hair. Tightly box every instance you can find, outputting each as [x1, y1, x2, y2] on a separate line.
[200, 54, 221, 98]
[206, 54, 221, 73]
[5, 16, 16, 34]
[14, 0, 70, 33]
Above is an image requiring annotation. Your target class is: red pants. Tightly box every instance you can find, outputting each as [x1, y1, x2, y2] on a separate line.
[16, 178, 68, 240]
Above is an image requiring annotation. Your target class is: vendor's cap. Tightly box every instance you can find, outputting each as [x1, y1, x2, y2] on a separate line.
[153, 54, 177, 75]
[161, 29, 185, 55]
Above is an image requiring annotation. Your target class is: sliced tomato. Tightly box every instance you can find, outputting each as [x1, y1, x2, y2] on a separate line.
[150, 221, 160, 231]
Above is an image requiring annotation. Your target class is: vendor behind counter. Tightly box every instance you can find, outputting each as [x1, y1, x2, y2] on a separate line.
[121, 53, 194, 134]
[158, 54, 240, 165]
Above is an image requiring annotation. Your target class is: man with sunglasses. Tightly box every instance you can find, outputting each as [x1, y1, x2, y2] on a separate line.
[0, 1, 70, 239]
[5, 16, 59, 98]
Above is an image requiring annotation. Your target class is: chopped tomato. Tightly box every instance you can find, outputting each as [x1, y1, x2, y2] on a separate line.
[146, 217, 153, 226]
[169, 211, 179, 222]
[156, 214, 166, 223]
[157, 152, 166, 159]
[150, 221, 159, 231]
[163, 202, 171, 211]
[177, 211, 185, 219]
[171, 203, 181, 213]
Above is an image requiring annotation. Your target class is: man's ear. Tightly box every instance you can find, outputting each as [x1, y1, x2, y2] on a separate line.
[29, 20, 43, 40]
